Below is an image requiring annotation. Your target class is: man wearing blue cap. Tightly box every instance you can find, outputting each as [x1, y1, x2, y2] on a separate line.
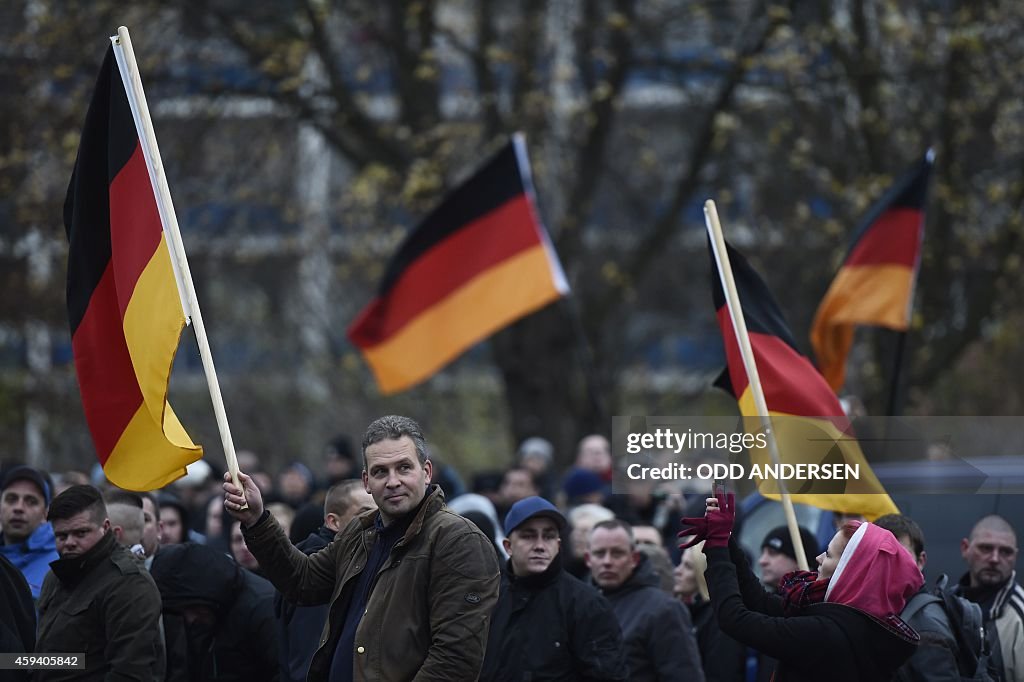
[0, 465, 58, 601]
[480, 495, 628, 681]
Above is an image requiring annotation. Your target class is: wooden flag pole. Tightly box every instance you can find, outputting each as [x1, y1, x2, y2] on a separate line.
[113, 26, 245, 504]
[704, 200, 808, 571]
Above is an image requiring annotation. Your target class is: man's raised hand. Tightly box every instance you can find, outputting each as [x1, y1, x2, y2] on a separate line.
[223, 470, 264, 527]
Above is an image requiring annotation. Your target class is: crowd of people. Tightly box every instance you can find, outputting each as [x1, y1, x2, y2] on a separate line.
[1, 414, 1022, 681]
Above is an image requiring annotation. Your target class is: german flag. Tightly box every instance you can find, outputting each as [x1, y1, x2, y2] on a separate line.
[711, 240, 897, 519]
[348, 135, 569, 394]
[811, 153, 933, 391]
[64, 43, 201, 491]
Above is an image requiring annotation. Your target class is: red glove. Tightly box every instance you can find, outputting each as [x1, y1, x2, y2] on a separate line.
[677, 516, 708, 549]
[704, 489, 735, 549]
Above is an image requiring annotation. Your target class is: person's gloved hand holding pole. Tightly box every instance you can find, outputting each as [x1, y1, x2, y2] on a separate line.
[703, 487, 735, 549]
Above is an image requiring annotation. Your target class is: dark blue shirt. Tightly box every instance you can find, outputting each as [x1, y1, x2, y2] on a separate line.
[328, 511, 413, 682]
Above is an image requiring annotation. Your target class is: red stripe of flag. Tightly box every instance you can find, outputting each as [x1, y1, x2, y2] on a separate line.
[71, 264, 145, 463]
[109, 144, 164, 319]
[843, 207, 922, 268]
[349, 194, 541, 347]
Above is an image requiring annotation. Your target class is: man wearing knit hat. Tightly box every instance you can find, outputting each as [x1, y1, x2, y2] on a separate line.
[0, 465, 58, 600]
[480, 496, 628, 681]
[758, 524, 819, 592]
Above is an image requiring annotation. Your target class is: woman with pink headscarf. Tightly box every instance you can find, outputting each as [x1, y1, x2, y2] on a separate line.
[680, 490, 923, 681]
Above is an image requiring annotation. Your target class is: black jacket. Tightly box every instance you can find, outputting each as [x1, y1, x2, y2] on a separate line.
[151, 542, 279, 682]
[0, 553, 35, 682]
[596, 555, 705, 681]
[480, 557, 628, 681]
[275, 525, 334, 682]
[689, 596, 747, 682]
[704, 540, 918, 682]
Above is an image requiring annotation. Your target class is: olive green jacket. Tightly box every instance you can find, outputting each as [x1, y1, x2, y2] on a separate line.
[35, 532, 164, 681]
[244, 486, 500, 681]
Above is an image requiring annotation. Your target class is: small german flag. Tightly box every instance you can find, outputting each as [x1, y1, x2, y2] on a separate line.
[348, 135, 569, 394]
[65, 43, 201, 490]
[811, 153, 934, 392]
[711, 240, 897, 519]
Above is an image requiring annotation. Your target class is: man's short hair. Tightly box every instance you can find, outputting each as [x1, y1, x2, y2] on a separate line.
[48, 484, 107, 525]
[325, 480, 366, 518]
[591, 518, 634, 545]
[361, 415, 428, 469]
[106, 501, 144, 544]
[105, 490, 143, 509]
[874, 513, 926, 557]
[969, 514, 1018, 543]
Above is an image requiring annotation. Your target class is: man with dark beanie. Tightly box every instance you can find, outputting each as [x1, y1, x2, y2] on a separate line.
[35, 484, 163, 680]
[758, 525, 820, 592]
[754, 525, 820, 682]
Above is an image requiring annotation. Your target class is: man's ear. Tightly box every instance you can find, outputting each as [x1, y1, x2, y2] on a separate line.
[502, 537, 512, 553]
[632, 550, 641, 568]
[961, 538, 970, 559]
[325, 513, 341, 532]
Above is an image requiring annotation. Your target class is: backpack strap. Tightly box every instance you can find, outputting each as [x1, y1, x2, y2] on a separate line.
[902, 591, 942, 622]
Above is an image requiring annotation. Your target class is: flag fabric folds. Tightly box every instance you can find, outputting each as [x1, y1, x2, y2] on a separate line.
[64, 43, 202, 491]
[810, 153, 934, 391]
[711, 240, 898, 519]
[348, 135, 570, 394]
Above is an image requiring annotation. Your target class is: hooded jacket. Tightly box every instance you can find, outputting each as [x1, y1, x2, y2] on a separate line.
[447, 493, 508, 560]
[595, 554, 704, 682]
[151, 542, 279, 682]
[242, 485, 500, 682]
[705, 523, 922, 682]
[0, 521, 59, 600]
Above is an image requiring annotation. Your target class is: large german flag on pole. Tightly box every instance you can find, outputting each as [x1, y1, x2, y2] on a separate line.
[64, 43, 202, 490]
[348, 134, 570, 394]
[810, 152, 934, 392]
[711, 240, 898, 519]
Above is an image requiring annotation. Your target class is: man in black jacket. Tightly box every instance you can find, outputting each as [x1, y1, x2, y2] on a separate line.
[151, 541, 279, 682]
[480, 496, 628, 681]
[587, 519, 705, 681]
